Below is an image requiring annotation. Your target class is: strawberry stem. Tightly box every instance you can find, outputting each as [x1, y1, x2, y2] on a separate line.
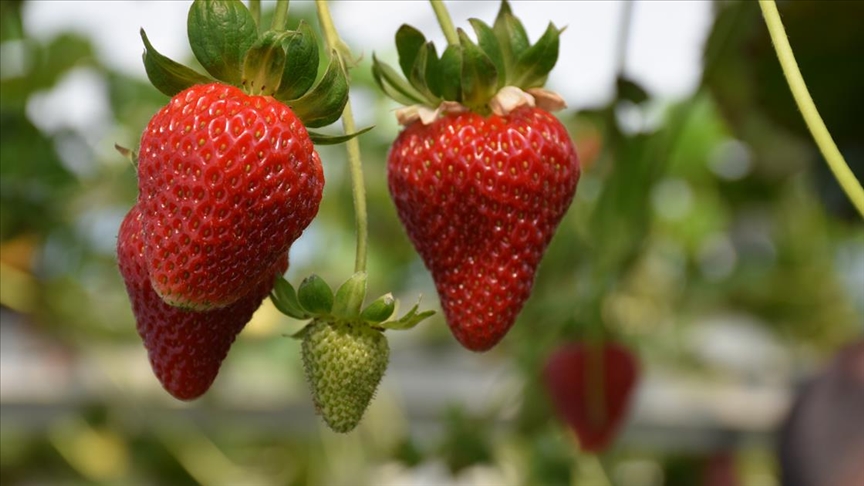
[429, 0, 459, 46]
[271, 0, 290, 32]
[249, 0, 261, 29]
[759, 0, 864, 218]
[315, 0, 369, 273]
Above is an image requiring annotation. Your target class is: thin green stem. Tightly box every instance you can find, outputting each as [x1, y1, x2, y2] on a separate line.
[430, 0, 459, 46]
[271, 0, 290, 32]
[249, 0, 261, 29]
[613, 1, 634, 77]
[759, 0, 864, 218]
[315, 0, 368, 273]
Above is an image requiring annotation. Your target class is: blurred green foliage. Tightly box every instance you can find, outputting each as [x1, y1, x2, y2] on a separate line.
[0, 1, 862, 485]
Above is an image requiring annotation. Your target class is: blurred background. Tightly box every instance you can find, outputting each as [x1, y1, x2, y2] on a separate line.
[1, 1, 863, 485]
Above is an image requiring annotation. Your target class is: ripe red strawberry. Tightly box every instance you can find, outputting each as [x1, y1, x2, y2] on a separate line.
[137, 83, 323, 310]
[374, 2, 579, 351]
[118, 206, 288, 400]
[542, 342, 639, 453]
[388, 107, 579, 350]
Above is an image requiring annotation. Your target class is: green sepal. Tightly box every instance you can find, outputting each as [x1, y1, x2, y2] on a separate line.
[140, 29, 213, 97]
[493, 0, 530, 76]
[469, 19, 505, 89]
[241, 31, 288, 96]
[616, 76, 650, 105]
[285, 51, 348, 128]
[360, 293, 396, 323]
[276, 21, 319, 101]
[408, 43, 439, 102]
[187, 0, 257, 85]
[288, 323, 311, 340]
[512, 23, 560, 88]
[308, 126, 374, 145]
[458, 29, 498, 112]
[396, 24, 427, 79]
[422, 43, 442, 98]
[297, 274, 334, 316]
[331, 272, 367, 320]
[380, 300, 435, 331]
[271, 276, 312, 320]
[437, 44, 463, 102]
[114, 143, 138, 167]
[372, 55, 427, 106]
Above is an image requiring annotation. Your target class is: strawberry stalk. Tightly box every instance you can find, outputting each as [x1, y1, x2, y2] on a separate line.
[429, 0, 459, 46]
[271, 0, 289, 32]
[249, 0, 261, 27]
[314, 0, 368, 273]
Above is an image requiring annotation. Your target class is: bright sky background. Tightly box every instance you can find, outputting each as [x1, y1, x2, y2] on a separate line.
[22, 1, 714, 109]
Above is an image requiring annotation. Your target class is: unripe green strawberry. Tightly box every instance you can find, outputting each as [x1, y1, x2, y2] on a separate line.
[301, 319, 389, 433]
[137, 83, 323, 311]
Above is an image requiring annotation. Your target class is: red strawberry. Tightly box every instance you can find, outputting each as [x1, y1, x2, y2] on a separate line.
[542, 341, 639, 453]
[118, 206, 288, 400]
[388, 107, 579, 351]
[137, 83, 322, 310]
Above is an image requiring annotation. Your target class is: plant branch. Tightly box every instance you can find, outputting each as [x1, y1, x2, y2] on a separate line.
[759, 0, 864, 218]
[315, 0, 368, 273]
[271, 0, 290, 32]
[430, 0, 459, 46]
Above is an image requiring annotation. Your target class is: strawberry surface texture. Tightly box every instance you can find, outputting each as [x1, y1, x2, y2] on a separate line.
[388, 107, 580, 351]
[137, 83, 323, 310]
[118, 206, 288, 400]
[543, 342, 639, 452]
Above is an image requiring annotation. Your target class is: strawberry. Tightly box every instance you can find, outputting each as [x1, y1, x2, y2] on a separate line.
[374, 2, 579, 351]
[137, 82, 323, 310]
[129, 2, 359, 310]
[388, 107, 578, 351]
[542, 342, 639, 453]
[301, 319, 389, 433]
[118, 206, 288, 400]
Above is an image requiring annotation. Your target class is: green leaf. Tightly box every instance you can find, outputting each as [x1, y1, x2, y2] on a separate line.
[396, 24, 427, 79]
[512, 23, 560, 88]
[360, 293, 396, 323]
[141, 29, 213, 97]
[276, 21, 319, 101]
[241, 31, 288, 96]
[114, 143, 138, 167]
[187, 0, 258, 85]
[437, 44, 463, 102]
[285, 51, 348, 128]
[308, 126, 374, 145]
[297, 274, 334, 316]
[271, 277, 312, 320]
[458, 29, 498, 111]
[331, 272, 367, 320]
[380, 300, 435, 331]
[493, 0, 530, 77]
[371, 54, 427, 106]
[616, 76, 650, 105]
[288, 323, 311, 340]
[469, 19, 505, 89]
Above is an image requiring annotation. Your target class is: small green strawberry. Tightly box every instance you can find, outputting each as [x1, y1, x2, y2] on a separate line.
[301, 319, 389, 433]
[273, 273, 433, 433]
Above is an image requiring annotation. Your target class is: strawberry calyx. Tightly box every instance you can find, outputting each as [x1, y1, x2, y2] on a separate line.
[373, 0, 565, 120]
[140, 0, 365, 144]
[271, 273, 434, 332]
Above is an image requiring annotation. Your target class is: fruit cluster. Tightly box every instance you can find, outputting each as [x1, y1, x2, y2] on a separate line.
[116, 0, 343, 400]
